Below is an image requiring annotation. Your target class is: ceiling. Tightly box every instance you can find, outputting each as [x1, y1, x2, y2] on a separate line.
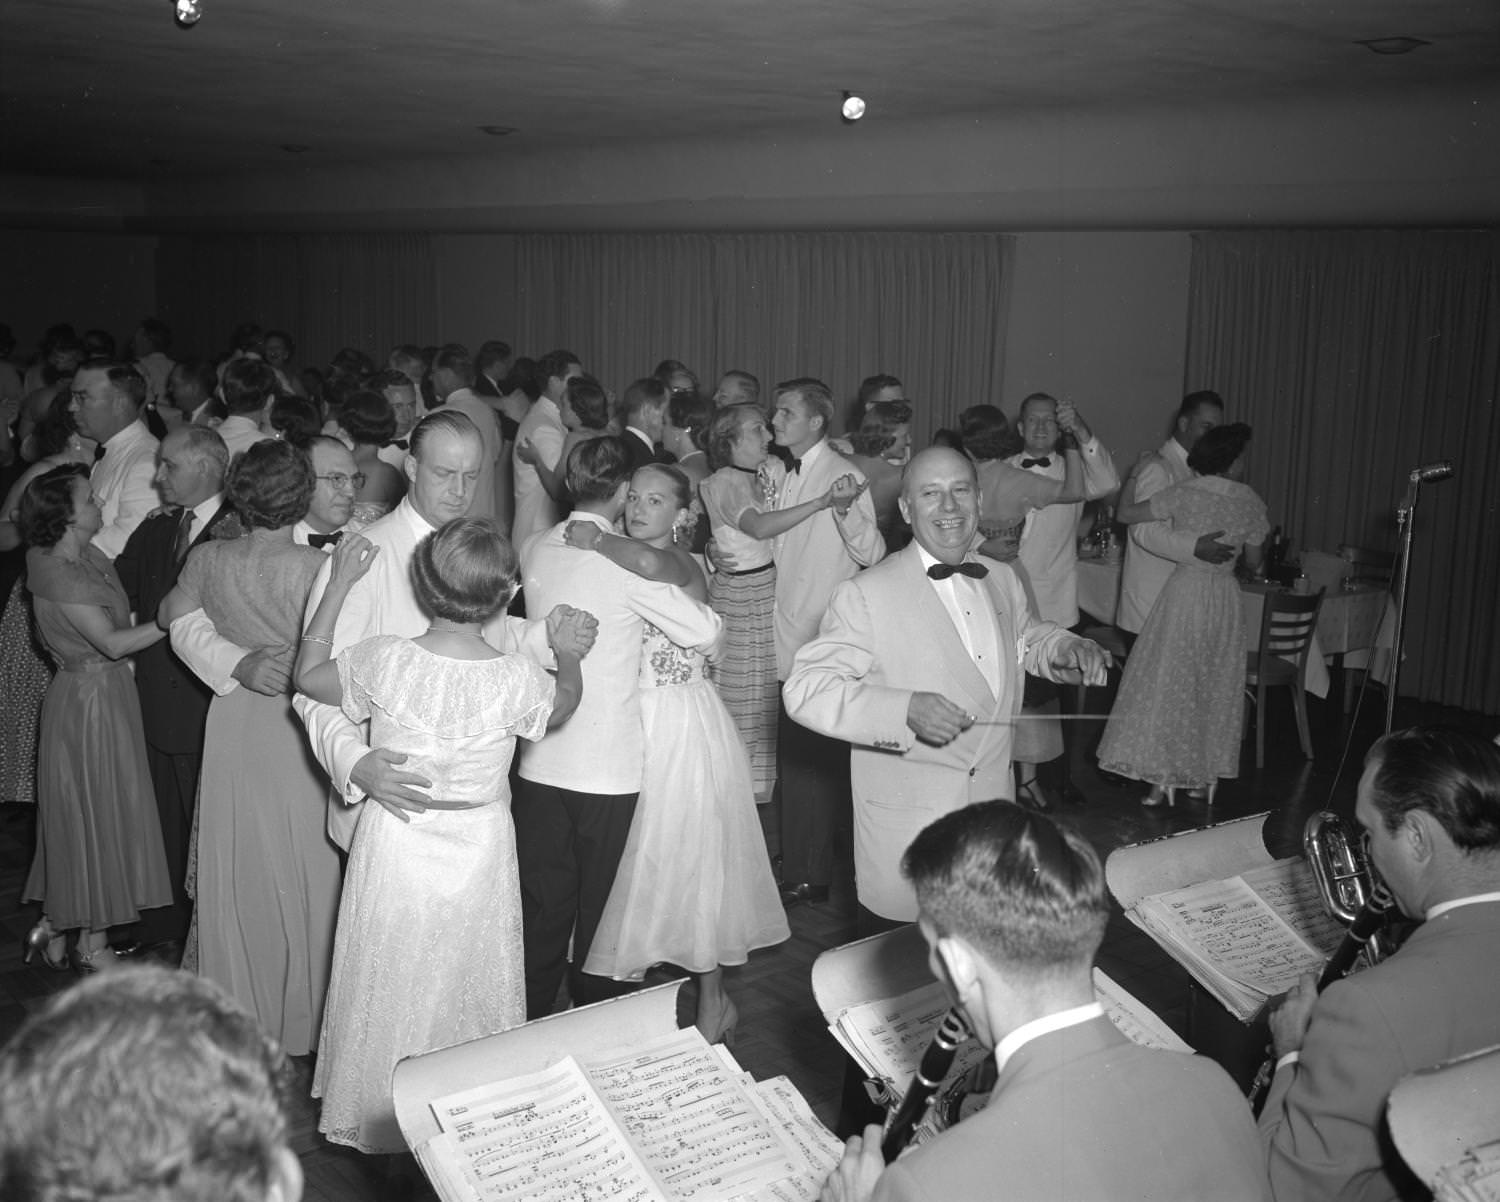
[2, 0, 1496, 179]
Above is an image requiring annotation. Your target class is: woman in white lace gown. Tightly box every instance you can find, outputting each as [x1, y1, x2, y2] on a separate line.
[292, 518, 585, 1153]
[570, 464, 794, 1042]
[1097, 424, 1268, 804]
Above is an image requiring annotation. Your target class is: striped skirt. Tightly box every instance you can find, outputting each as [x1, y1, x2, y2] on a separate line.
[707, 562, 778, 798]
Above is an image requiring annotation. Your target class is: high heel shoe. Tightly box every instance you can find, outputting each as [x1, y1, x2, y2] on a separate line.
[68, 945, 122, 975]
[1140, 786, 1176, 810]
[696, 997, 740, 1047]
[23, 919, 69, 972]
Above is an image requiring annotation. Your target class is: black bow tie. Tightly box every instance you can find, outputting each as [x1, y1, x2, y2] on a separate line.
[93, 444, 107, 462]
[927, 561, 989, 581]
[1020, 456, 1051, 469]
[308, 530, 344, 549]
[789, 457, 802, 474]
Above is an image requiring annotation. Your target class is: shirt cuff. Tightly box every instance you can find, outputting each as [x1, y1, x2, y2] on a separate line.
[1275, 1051, 1300, 1072]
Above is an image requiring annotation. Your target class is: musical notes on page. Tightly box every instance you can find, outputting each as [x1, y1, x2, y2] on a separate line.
[1091, 969, 1191, 1053]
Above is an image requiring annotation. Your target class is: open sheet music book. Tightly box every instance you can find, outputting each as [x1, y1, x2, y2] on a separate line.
[415, 1028, 841, 1202]
[1124, 856, 1345, 1021]
[825, 967, 1191, 1098]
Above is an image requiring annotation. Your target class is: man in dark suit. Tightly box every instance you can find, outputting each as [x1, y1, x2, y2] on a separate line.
[821, 803, 1269, 1202]
[113, 425, 235, 954]
[1260, 726, 1500, 1202]
[620, 377, 670, 472]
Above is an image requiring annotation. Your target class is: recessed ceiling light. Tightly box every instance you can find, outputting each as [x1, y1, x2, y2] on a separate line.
[479, 125, 518, 137]
[1355, 36, 1431, 55]
[281, 144, 311, 154]
[841, 91, 866, 124]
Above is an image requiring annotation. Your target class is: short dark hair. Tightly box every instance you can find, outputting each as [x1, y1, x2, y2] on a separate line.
[1177, 389, 1225, 423]
[623, 378, 668, 423]
[706, 402, 764, 472]
[903, 802, 1109, 976]
[653, 359, 699, 390]
[221, 358, 277, 416]
[498, 357, 543, 402]
[958, 404, 1022, 461]
[566, 436, 633, 503]
[774, 378, 834, 435]
[18, 464, 90, 548]
[476, 340, 513, 373]
[84, 362, 149, 411]
[338, 390, 398, 447]
[433, 342, 475, 386]
[266, 395, 322, 446]
[82, 329, 117, 359]
[388, 344, 425, 375]
[930, 427, 965, 453]
[565, 378, 611, 431]
[849, 400, 912, 458]
[538, 349, 581, 386]
[667, 390, 713, 450]
[32, 393, 80, 460]
[411, 517, 519, 623]
[1364, 726, 1500, 852]
[173, 357, 219, 401]
[857, 373, 903, 406]
[1186, 422, 1251, 476]
[329, 347, 375, 384]
[0, 966, 295, 1202]
[229, 321, 264, 354]
[374, 368, 415, 394]
[263, 328, 296, 356]
[227, 439, 314, 529]
[137, 318, 172, 353]
[409, 409, 479, 462]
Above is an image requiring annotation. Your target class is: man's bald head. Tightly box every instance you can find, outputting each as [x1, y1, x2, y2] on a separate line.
[900, 446, 980, 564]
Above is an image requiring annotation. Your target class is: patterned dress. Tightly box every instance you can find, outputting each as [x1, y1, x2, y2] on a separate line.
[1097, 476, 1270, 788]
[314, 636, 554, 1153]
[0, 578, 50, 804]
[584, 623, 789, 979]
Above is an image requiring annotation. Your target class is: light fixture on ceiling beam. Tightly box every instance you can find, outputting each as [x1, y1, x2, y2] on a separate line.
[1355, 36, 1431, 55]
[281, 144, 311, 154]
[840, 91, 866, 124]
[173, 0, 203, 27]
[479, 125, 518, 137]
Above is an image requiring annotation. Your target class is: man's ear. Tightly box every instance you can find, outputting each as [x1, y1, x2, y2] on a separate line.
[1404, 809, 1441, 866]
[934, 934, 980, 1002]
[897, 493, 912, 525]
[265, 1146, 304, 1202]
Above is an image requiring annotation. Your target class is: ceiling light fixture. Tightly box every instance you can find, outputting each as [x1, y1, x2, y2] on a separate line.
[840, 91, 866, 124]
[479, 125, 517, 137]
[173, 0, 202, 27]
[1355, 36, 1430, 55]
[281, 144, 311, 154]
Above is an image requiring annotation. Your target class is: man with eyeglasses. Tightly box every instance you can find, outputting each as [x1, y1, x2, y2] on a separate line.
[295, 436, 367, 550]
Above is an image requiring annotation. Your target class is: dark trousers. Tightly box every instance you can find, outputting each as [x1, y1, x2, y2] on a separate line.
[136, 744, 199, 945]
[513, 779, 639, 1019]
[776, 695, 851, 888]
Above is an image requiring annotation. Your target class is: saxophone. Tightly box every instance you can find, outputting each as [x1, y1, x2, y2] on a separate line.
[1247, 810, 1395, 1110]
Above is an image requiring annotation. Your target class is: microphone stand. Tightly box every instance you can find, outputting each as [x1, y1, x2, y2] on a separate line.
[1383, 472, 1433, 734]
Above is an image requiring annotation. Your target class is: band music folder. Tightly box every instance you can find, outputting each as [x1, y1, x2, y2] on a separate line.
[1388, 1043, 1500, 1202]
[392, 980, 841, 1201]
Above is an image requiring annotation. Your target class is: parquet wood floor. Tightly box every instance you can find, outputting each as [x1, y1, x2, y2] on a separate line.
[1, 673, 1488, 1201]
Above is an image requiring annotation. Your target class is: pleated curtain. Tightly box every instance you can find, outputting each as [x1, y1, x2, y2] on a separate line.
[1185, 230, 1500, 713]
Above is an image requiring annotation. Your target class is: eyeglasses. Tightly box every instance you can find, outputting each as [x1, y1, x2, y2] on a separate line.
[315, 472, 366, 491]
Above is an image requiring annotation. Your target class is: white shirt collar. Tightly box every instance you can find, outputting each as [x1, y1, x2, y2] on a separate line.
[627, 426, 654, 450]
[795, 437, 830, 470]
[190, 493, 223, 525]
[994, 1002, 1105, 1074]
[567, 510, 614, 532]
[1426, 892, 1500, 920]
[103, 418, 151, 453]
[397, 496, 434, 538]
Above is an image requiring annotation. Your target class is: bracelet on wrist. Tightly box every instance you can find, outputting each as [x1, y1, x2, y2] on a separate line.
[303, 634, 333, 646]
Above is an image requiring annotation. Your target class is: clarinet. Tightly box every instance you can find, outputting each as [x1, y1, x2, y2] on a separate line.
[1246, 884, 1395, 1112]
[881, 1008, 973, 1163]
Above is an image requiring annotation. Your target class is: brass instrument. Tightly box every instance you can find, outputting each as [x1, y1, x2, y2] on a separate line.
[881, 1008, 974, 1162]
[1247, 810, 1396, 1110]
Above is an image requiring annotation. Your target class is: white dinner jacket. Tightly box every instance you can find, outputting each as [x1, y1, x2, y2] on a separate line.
[1117, 437, 1197, 633]
[519, 512, 723, 795]
[785, 543, 1081, 919]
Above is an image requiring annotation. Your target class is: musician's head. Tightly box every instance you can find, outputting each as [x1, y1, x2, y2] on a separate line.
[0, 966, 303, 1202]
[1355, 725, 1500, 918]
[903, 802, 1108, 1046]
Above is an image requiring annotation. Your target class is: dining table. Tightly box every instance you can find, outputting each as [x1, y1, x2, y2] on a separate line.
[1074, 555, 1392, 701]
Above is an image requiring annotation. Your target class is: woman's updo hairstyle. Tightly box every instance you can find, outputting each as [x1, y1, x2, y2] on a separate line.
[227, 439, 315, 530]
[1186, 422, 1253, 477]
[706, 402, 764, 472]
[18, 463, 90, 549]
[633, 463, 692, 511]
[411, 517, 519, 624]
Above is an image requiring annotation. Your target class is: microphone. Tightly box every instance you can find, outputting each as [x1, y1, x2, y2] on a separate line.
[1409, 461, 1454, 483]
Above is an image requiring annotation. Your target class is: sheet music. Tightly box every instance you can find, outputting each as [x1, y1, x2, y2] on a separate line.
[1435, 1142, 1500, 1202]
[728, 1077, 844, 1202]
[1134, 867, 1325, 1016]
[1239, 858, 1345, 955]
[584, 1030, 801, 1201]
[1092, 969, 1191, 1053]
[827, 980, 990, 1092]
[429, 1057, 665, 1202]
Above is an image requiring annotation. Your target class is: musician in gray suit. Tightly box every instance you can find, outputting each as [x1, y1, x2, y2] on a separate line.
[820, 803, 1269, 1202]
[1261, 726, 1500, 1202]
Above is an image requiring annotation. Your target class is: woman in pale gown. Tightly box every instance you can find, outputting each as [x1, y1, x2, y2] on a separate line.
[698, 404, 859, 799]
[293, 517, 585, 1153]
[19, 465, 171, 971]
[159, 440, 341, 1054]
[1097, 423, 1268, 805]
[570, 464, 796, 1042]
